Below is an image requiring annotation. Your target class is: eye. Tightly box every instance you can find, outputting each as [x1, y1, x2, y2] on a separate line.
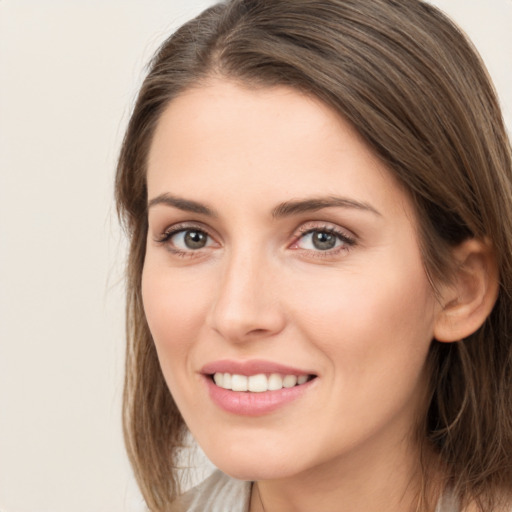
[173, 229, 212, 250]
[291, 225, 355, 253]
[299, 230, 340, 251]
[156, 226, 216, 253]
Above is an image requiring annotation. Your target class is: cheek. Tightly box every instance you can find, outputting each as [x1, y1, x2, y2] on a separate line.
[287, 253, 436, 375]
[286, 261, 436, 440]
[141, 263, 217, 418]
[141, 263, 211, 364]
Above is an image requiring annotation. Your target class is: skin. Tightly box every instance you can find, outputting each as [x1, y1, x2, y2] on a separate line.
[142, 79, 445, 512]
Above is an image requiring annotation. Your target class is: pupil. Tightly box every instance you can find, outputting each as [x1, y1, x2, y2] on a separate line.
[184, 230, 207, 249]
[312, 231, 336, 250]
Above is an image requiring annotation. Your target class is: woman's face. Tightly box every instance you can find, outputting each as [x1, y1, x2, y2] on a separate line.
[143, 79, 440, 481]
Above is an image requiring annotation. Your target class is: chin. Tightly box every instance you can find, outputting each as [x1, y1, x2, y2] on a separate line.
[215, 461, 300, 482]
[200, 439, 309, 482]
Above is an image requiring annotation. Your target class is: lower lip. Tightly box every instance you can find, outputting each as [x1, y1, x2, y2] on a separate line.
[204, 376, 315, 416]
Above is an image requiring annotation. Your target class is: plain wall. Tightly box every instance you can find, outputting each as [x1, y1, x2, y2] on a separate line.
[0, 1, 510, 511]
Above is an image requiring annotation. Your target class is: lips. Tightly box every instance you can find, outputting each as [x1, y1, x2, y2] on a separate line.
[201, 359, 317, 416]
[201, 359, 316, 377]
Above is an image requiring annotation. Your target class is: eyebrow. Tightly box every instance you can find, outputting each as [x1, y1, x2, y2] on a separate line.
[147, 193, 380, 218]
[272, 196, 381, 218]
[147, 193, 217, 217]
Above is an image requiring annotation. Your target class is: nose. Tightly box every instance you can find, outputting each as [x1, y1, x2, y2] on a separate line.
[206, 249, 286, 343]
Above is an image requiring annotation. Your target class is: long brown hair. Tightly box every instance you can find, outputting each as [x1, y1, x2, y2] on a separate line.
[115, 1, 512, 510]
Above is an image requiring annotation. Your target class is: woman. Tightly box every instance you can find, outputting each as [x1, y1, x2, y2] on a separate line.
[116, 0, 512, 510]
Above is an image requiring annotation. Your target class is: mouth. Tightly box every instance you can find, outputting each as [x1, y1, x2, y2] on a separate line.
[201, 360, 318, 415]
[210, 372, 316, 392]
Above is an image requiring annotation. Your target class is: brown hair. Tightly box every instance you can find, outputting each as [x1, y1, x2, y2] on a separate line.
[115, 1, 512, 510]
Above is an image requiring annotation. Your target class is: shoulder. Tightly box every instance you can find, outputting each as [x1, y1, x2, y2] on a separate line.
[171, 470, 251, 512]
[435, 489, 459, 512]
[436, 491, 512, 512]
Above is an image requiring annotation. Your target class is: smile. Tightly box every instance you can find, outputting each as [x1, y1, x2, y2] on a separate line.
[212, 372, 312, 392]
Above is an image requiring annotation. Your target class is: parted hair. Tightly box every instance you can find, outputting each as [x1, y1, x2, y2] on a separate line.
[115, 1, 512, 510]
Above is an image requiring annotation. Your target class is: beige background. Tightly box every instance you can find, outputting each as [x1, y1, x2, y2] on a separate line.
[0, 1, 510, 511]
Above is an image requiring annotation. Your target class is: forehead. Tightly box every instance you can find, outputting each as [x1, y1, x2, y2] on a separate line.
[146, 79, 412, 222]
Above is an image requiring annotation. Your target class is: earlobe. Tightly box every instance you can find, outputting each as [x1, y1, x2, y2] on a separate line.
[434, 238, 499, 343]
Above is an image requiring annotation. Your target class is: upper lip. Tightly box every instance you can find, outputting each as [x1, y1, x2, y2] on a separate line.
[201, 359, 316, 376]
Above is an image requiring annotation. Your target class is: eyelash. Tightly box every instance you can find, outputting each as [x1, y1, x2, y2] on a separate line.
[154, 223, 215, 258]
[154, 222, 356, 259]
[292, 223, 356, 257]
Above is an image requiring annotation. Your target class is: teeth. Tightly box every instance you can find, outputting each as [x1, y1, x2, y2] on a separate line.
[248, 374, 267, 393]
[231, 374, 248, 391]
[212, 372, 311, 392]
[213, 373, 223, 386]
[283, 375, 298, 388]
[221, 373, 232, 390]
[268, 373, 283, 391]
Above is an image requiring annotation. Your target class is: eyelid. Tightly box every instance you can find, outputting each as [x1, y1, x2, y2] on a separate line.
[295, 220, 355, 239]
[289, 221, 357, 253]
[154, 221, 215, 242]
[153, 221, 220, 257]
[152, 219, 356, 258]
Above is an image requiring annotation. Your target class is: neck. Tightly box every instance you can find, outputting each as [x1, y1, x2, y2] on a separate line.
[249, 438, 441, 512]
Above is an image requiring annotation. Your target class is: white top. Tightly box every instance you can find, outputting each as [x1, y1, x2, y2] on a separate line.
[172, 470, 460, 511]
[172, 470, 250, 511]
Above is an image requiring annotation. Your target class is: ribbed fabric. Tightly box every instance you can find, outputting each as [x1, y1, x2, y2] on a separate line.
[172, 470, 250, 512]
[173, 470, 460, 512]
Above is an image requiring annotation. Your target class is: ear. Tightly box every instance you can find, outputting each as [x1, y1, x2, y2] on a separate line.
[434, 238, 499, 343]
